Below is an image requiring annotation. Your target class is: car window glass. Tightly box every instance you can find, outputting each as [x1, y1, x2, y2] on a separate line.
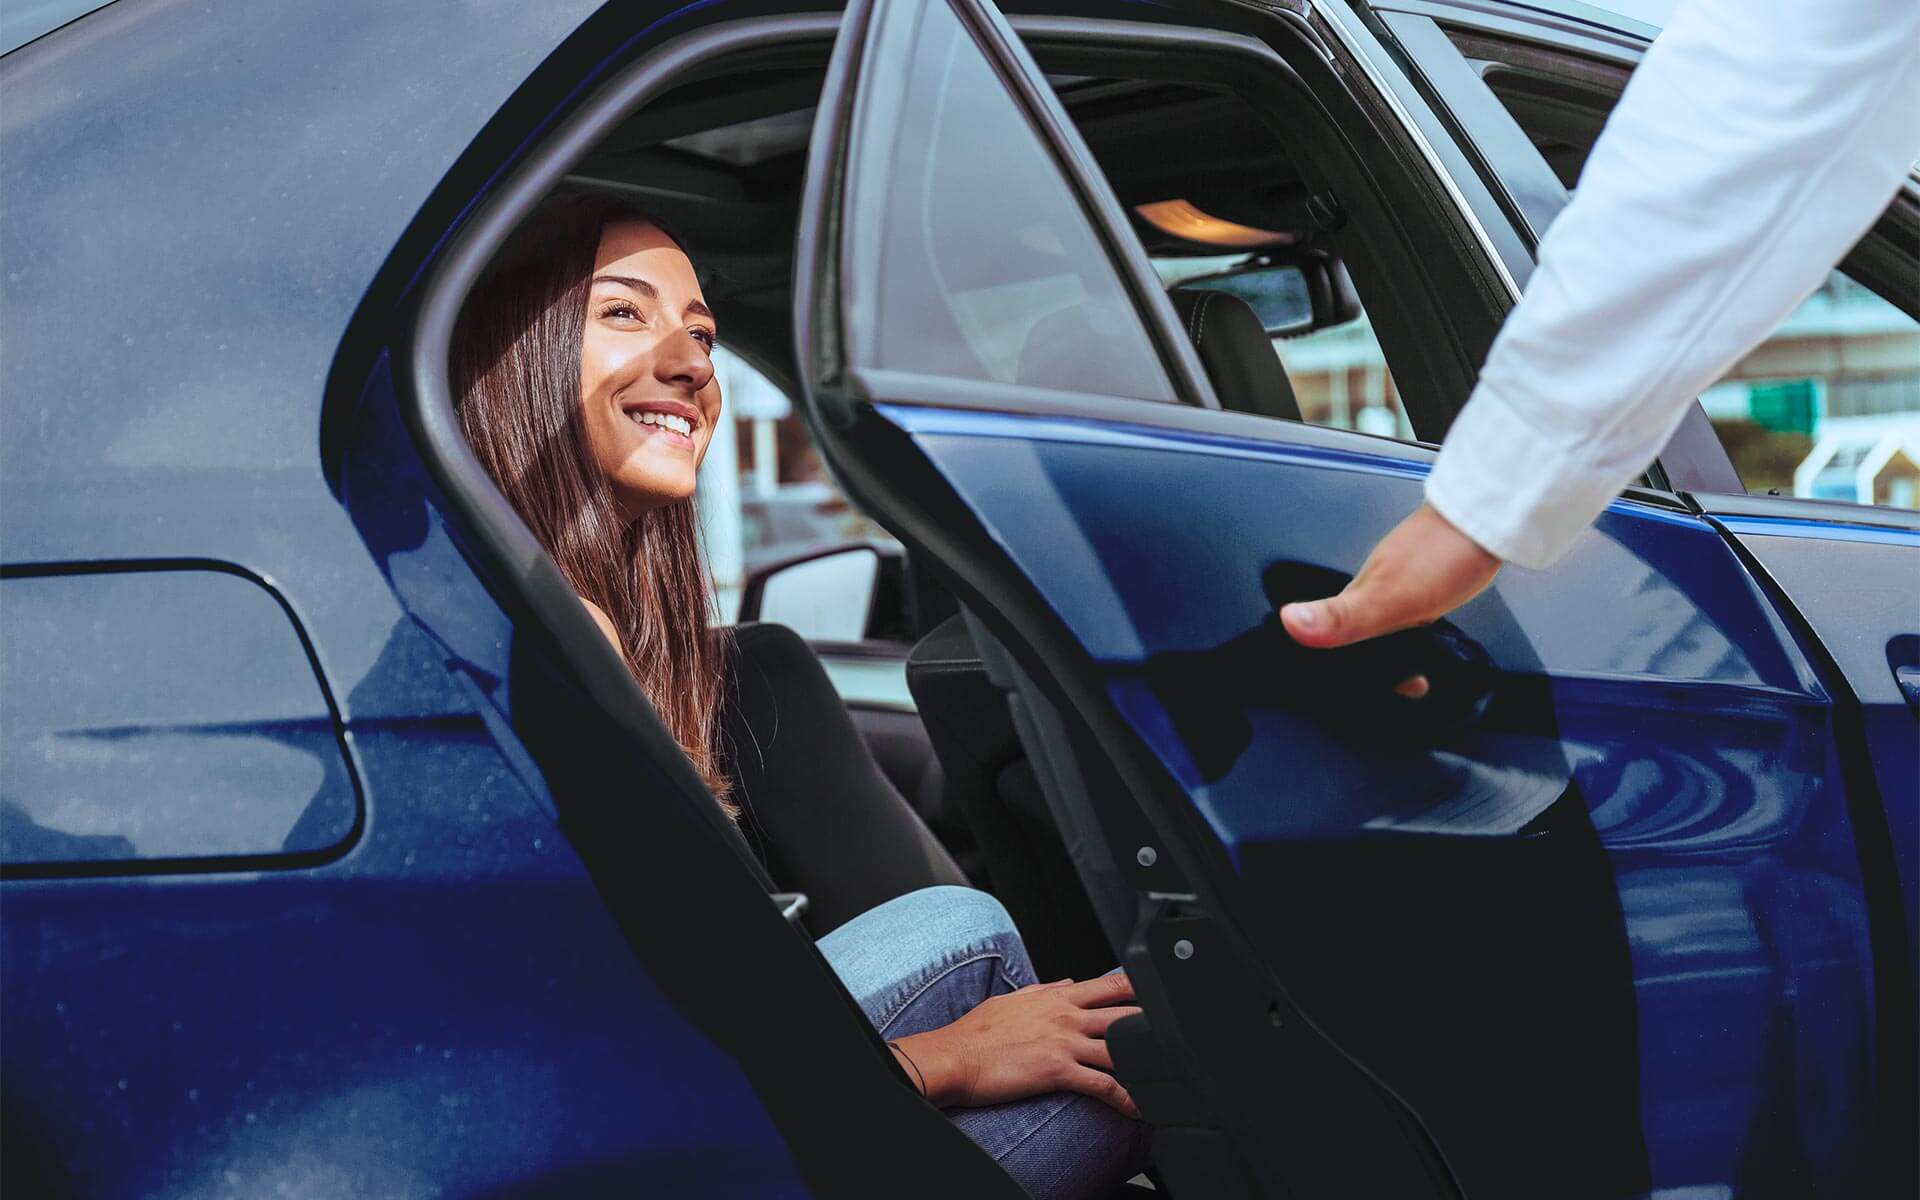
[844, 0, 1176, 403]
[1701, 271, 1920, 506]
[1156, 255, 1415, 440]
[1456, 32, 1920, 508]
[703, 350, 898, 627]
[0, 568, 356, 869]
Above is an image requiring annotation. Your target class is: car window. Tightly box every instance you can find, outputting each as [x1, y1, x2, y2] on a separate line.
[1155, 254, 1414, 440]
[1701, 271, 1920, 506]
[703, 349, 898, 625]
[1552, 216, 1919, 510]
[843, 0, 1176, 403]
[1451, 29, 1920, 508]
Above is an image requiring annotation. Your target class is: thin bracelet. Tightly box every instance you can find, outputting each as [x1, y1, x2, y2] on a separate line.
[886, 1039, 928, 1097]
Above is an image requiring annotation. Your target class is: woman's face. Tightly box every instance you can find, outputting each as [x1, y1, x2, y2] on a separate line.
[579, 218, 722, 523]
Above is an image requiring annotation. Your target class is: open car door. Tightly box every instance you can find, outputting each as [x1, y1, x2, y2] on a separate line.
[795, 1, 1898, 1197]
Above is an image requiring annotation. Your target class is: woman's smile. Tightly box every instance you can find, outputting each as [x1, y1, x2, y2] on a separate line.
[622, 398, 702, 449]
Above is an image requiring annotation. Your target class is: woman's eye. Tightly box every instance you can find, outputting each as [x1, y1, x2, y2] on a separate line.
[690, 328, 717, 352]
[598, 301, 643, 322]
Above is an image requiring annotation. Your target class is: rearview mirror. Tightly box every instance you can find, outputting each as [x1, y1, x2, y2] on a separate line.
[1175, 251, 1362, 336]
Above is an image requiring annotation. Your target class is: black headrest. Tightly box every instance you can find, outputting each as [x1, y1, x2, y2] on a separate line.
[1168, 289, 1301, 422]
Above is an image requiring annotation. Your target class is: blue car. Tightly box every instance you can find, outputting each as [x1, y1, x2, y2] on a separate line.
[3, 0, 1914, 1196]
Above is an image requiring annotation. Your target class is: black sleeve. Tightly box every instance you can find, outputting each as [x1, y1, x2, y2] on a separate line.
[723, 622, 967, 936]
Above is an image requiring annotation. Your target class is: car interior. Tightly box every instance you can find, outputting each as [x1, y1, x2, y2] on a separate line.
[568, 66, 1353, 972]
[454, 31, 1426, 1198]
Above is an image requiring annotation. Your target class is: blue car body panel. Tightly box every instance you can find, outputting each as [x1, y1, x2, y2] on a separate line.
[1710, 514, 1920, 1022]
[881, 401, 1881, 1195]
[1, 0, 1910, 1192]
[0, 1, 813, 1194]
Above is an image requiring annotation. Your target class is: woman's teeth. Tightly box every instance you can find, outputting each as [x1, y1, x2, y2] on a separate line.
[631, 410, 693, 437]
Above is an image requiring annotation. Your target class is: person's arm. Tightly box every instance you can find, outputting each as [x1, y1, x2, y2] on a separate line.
[1283, 0, 1920, 648]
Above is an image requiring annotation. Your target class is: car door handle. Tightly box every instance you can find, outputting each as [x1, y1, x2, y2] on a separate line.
[1260, 561, 1497, 730]
[1142, 562, 1499, 781]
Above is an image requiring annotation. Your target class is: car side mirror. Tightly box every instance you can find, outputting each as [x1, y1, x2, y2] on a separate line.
[738, 544, 882, 643]
[1177, 250, 1362, 336]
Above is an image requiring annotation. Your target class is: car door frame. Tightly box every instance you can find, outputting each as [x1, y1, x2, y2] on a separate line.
[791, 0, 1631, 1194]
[797, 0, 1909, 1195]
[358, 8, 1048, 1197]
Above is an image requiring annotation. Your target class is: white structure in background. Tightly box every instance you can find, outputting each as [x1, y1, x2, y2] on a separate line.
[1794, 420, 1920, 508]
[725, 350, 793, 498]
[700, 348, 791, 621]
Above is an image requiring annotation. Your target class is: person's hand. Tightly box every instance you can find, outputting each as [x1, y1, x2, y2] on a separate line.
[1278, 504, 1501, 670]
[892, 973, 1141, 1116]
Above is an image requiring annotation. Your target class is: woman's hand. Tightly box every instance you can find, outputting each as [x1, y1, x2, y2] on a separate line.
[892, 973, 1142, 1117]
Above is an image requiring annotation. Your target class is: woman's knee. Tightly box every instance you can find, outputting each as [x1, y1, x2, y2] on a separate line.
[820, 886, 1016, 966]
[817, 886, 1030, 1022]
[888, 885, 1019, 953]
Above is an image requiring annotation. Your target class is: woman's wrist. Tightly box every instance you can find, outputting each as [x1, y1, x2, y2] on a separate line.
[890, 1030, 960, 1107]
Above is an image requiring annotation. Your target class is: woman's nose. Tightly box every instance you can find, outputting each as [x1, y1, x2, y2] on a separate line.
[655, 329, 715, 392]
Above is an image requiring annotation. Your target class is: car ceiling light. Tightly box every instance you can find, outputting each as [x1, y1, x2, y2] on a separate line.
[1135, 199, 1291, 248]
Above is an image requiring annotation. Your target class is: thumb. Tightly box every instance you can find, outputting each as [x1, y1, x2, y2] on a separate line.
[1280, 587, 1372, 648]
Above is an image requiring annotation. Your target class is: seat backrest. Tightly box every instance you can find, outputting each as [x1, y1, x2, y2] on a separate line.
[1167, 288, 1302, 422]
[726, 622, 966, 937]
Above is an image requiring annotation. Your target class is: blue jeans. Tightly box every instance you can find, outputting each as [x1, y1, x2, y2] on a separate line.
[817, 886, 1147, 1200]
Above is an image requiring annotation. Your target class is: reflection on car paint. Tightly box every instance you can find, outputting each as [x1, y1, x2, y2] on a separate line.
[885, 401, 1876, 1195]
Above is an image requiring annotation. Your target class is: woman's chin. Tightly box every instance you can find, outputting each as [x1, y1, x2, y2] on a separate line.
[613, 468, 698, 518]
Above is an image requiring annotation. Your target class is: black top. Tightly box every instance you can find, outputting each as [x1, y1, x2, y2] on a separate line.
[723, 622, 966, 937]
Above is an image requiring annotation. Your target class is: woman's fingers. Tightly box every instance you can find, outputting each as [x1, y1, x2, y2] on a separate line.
[1072, 1034, 1115, 1072]
[1061, 1065, 1140, 1118]
[1072, 1004, 1142, 1036]
[1064, 972, 1133, 1007]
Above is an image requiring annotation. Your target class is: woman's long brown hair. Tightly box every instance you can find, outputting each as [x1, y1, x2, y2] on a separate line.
[451, 195, 735, 815]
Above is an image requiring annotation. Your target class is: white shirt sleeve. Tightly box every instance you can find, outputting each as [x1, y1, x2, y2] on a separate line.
[1423, 0, 1920, 570]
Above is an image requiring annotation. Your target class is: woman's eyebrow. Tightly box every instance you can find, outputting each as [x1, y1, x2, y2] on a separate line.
[592, 273, 657, 297]
[592, 274, 712, 322]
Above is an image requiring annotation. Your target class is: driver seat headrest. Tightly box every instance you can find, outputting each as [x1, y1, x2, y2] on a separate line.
[1168, 288, 1302, 423]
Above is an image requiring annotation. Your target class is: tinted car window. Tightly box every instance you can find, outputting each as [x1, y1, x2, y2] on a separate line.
[0, 567, 355, 868]
[1156, 254, 1415, 441]
[846, 0, 1175, 402]
[1701, 270, 1920, 506]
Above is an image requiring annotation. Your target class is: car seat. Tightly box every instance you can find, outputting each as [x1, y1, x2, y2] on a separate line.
[1166, 287, 1303, 422]
[725, 621, 966, 937]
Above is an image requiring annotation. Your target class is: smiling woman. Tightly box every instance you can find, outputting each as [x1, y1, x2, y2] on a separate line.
[447, 191, 1151, 1200]
[452, 195, 734, 808]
